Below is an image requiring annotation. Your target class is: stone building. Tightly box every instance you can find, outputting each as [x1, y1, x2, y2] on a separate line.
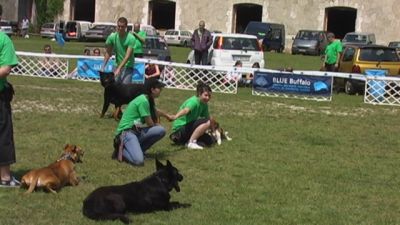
[1, 0, 399, 48]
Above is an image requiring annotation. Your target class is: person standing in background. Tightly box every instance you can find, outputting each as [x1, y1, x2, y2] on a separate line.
[0, 5, 20, 187]
[132, 23, 146, 58]
[191, 20, 212, 65]
[21, 16, 30, 38]
[322, 32, 342, 72]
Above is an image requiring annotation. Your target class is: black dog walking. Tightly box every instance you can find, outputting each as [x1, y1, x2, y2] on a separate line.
[99, 71, 144, 120]
[82, 159, 184, 224]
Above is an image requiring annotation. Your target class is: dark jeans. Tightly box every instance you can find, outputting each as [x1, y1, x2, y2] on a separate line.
[0, 87, 16, 166]
[170, 118, 214, 146]
[194, 50, 208, 65]
[324, 63, 337, 72]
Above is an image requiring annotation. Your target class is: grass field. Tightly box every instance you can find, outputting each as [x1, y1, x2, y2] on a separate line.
[0, 36, 399, 225]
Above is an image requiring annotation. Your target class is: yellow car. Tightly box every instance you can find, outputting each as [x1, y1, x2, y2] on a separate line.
[336, 45, 400, 94]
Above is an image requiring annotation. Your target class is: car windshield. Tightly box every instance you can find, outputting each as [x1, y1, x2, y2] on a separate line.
[214, 37, 259, 51]
[359, 48, 400, 62]
[42, 23, 54, 29]
[91, 25, 111, 30]
[343, 34, 367, 43]
[389, 42, 400, 48]
[295, 31, 320, 40]
[245, 23, 268, 39]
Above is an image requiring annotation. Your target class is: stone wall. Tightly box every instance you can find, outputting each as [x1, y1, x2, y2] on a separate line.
[1, 0, 398, 47]
[0, 0, 18, 21]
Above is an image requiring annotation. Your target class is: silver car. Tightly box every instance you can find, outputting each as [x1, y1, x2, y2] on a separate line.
[40, 22, 59, 38]
[164, 29, 192, 47]
[85, 24, 116, 41]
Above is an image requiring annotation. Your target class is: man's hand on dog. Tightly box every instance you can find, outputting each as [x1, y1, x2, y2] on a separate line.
[114, 67, 121, 77]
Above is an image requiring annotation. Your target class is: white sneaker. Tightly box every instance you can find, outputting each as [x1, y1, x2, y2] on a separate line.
[187, 142, 203, 150]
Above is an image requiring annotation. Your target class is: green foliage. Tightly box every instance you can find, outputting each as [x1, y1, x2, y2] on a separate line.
[34, 0, 64, 32]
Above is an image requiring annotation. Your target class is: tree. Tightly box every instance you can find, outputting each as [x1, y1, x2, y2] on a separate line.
[35, 0, 64, 32]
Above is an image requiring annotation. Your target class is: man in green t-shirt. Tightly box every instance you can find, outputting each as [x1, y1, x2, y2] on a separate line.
[0, 29, 20, 187]
[322, 32, 343, 72]
[132, 23, 146, 58]
[169, 82, 213, 150]
[103, 17, 137, 84]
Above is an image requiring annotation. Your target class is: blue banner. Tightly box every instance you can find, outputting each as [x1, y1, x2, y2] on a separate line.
[253, 71, 332, 96]
[77, 59, 145, 83]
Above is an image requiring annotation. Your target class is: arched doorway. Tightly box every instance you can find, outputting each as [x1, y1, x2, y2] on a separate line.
[148, 0, 175, 30]
[232, 3, 262, 33]
[325, 7, 357, 39]
[71, 0, 95, 22]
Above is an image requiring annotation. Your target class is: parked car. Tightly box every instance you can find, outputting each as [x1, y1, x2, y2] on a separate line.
[164, 29, 192, 47]
[0, 20, 13, 36]
[64, 20, 92, 41]
[187, 33, 264, 68]
[243, 21, 285, 53]
[388, 41, 400, 55]
[84, 23, 116, 41]
[336, 44, 400, 94]
[143, 35, 171, 61]
[40, 22, 59, 38]
[342, 32, 376, 47]
[291, 30, 328, 55]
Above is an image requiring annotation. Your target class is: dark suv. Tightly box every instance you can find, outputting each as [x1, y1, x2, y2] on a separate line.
[244, 21, 285, 53]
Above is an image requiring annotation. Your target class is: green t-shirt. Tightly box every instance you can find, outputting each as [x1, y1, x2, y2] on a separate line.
[133, 31, 146, 54]
[115, 94, 150, 135]
[325, 40, 343, 65]
[105, 32, 136, 68]
[172, 96, 209, 132]
[0, 32, 18, 92]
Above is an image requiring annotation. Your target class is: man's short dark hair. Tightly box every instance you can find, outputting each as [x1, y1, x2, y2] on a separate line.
[117, 17, 128, 25]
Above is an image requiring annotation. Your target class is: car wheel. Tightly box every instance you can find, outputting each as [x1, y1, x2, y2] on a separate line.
[183, 41, 187, 47]
[345, 80, 356, 95]
[277, 47, 283, 53]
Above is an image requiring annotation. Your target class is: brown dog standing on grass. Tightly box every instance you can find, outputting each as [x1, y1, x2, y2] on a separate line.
[20, 144, 84, 194]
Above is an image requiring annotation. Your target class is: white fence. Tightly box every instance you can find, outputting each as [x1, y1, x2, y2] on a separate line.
[10, 51, 400, 106]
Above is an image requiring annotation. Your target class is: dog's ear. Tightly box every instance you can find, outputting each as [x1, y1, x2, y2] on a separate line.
[155, 159, 164, 170]
[64, 144, 71, 150]
[166, 160, 172, 168]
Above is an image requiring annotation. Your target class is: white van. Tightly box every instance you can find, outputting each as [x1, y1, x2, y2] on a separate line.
[64, 20, 92, 41]
[187, 33, 265, 68]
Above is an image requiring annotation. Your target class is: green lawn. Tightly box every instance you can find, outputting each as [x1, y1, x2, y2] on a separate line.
[0, 36, 399, 225]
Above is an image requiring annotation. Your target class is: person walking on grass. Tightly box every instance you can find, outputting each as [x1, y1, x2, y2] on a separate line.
[0, 9, 20, 187]
[103, 17, 136, 84]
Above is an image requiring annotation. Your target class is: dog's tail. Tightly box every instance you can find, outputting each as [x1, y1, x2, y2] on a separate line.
[24, 176, 39, 194]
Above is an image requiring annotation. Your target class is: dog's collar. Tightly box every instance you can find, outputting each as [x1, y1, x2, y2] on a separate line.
[57, 152, 75, 162]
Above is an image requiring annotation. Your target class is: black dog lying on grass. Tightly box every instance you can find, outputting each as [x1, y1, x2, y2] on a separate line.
[99, 71, 144, 120]
[82, 159, 186, 224]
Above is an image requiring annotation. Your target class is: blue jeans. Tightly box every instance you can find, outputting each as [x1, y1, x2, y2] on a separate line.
[115, 67, 133, 84]
[122, 125, 166, 165]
